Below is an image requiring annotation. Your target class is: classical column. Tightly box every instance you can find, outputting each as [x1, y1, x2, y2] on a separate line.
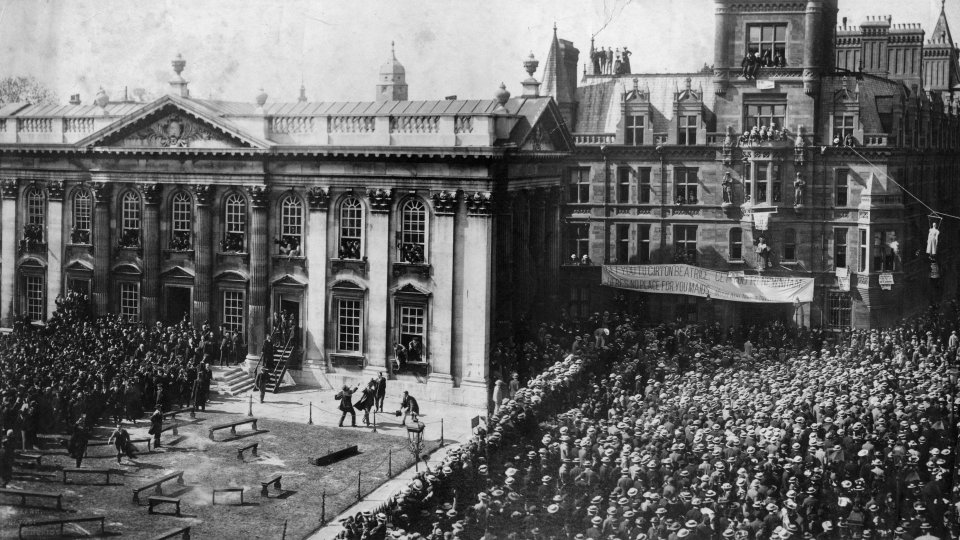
[0, 179, 18, 327]
[91, 183, 112, 315]
[366, 188, 392, 371]
[305, 187, 330, 366]
[460, 192, 494, 409]
[141, 184, 161, 325]
[46, 181, 65, 319]
[429, 190, 457, 380]
[246, 185, 269, 362]
[192, 185, 213, 326]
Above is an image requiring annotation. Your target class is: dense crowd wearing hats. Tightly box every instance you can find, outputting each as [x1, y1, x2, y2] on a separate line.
[0, 292, 220, 448]
[339, 306, 960, 540]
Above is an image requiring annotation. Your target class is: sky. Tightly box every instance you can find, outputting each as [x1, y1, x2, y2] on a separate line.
[0, 0, 952, 105]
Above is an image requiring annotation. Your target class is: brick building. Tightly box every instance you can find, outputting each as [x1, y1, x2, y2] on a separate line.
[552, 0, 960, 330]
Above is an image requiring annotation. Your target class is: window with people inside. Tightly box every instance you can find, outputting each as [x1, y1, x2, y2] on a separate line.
[20, 187, 45, 253]
[221, 193, 246, 253]
[338, 197, 364, 260]
[741, 24, 787, 78]
[71, 190, 92, 244]
[169, 191, 192, 250]
[397, 198, 427, 264]
[276, 195, 303, 256]
[117, 191, 142, 248]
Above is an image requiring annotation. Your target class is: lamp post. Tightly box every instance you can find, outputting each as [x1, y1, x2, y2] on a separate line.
[407, 416, 426, 472]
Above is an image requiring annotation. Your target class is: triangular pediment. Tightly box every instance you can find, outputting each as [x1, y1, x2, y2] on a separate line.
[394, 283, 431, 297]
[77, 95, 269, 150]
[517, 99, 573, 152]
[161, 266, 196, 280]
[272, 274, 307, 287]
[65, 260, 93, 272]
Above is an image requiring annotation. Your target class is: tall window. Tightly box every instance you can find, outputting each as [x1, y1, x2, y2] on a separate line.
[119, 282, 140, 322]
[675, 168, 698, 204]
[25, 275, 44, 322]
[638, 224, 651, 263]
[223, 193, 246, 252]
[678, 115, 697, 145]
[223, 290, 245, 340]
[616, 224, 630, 263]
[835, 169, 849, 206]
[771, 163, 782, 203]
[569, 167, 591, 203]
[26, 188, 44, 239]
[170, 191, 192, 250]
[674, 225, 698, 264]
[72, 190, 92, 244]
[399, 304, 426, 362]
[783, 228, 796, 261]
[747, 24, 787, 64]
[120, 192, 141, 247]
[625, 115, 644, 145]
[279, 195, 304, 255]
[616, 167, 631, 203]
[339, 197, 364, 259]
[834, 228, 848, 269]
[729, 227, 743, 260]
[744, 103, 787, 130]
[752, 163, 768, 204]
[833, 115, 855, 143]
[874, 230, 898, 271]
[639, 167, 652, 203]
[569, 223, 591, 262]
[337, 298, 363, 352]
[399, 199, 427, 263]
[829, 292, 852, 329]
[859, 229, 868, 273]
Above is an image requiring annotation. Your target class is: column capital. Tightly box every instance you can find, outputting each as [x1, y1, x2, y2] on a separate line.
[48, 180, 65, 201]
[142, 183, 162, 205]
[466, 191, 494, 216]
[431, 190, 458, 215]
[366, 188, 393, 213]
[1, 179, 18, 199]
[307, 186, 330, 211]
[193, 184, 213, 206]
[247, 185, 269, 208]
[92, 182, 112, 204]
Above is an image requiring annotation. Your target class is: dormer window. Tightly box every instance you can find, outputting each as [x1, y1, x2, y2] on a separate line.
[625, 115, 645, 145]
[678, 115, 698, 145]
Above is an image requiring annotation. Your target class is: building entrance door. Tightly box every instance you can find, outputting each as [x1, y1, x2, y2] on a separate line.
[164, 286, 192, 324]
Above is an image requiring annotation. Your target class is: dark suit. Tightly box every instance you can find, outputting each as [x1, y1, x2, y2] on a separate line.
[401, 393, 419, 424]
[375, 376, 386, 412]
[336, 387, 357, 427]
[261, 339, 274, 369]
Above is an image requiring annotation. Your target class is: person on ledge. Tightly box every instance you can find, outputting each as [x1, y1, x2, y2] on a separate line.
[336, 384, 359, 427]
[407, 337, 423, 363]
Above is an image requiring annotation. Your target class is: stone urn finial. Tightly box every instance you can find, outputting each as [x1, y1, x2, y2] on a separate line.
[172, 54, 186, 77]
[495, 83, 511, 106]
[256, 88, 268, 107]
[523, 52, 539, 78]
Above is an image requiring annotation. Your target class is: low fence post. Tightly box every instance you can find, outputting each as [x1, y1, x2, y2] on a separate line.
[247, 394, 253, 417]
[439, 418, 444, 447]
[308, 402, 313, 425]
[321, 490, 327, 524]
[388, 448, 392, 477]
[357, 470, 362, 500]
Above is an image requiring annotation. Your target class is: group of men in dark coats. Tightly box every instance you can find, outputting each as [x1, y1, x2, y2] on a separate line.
[336, 373, 397, 428]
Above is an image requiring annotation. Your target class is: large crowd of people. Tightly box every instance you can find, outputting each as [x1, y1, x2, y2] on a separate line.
[339, 305, 960, 540]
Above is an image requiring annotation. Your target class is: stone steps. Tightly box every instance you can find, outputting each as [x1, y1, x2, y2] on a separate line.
[217, 366, 255, 396]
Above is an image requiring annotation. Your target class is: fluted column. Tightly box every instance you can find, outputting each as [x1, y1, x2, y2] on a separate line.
[0, 180, 18, 327]
[305, 187, 329, 366]
[192, 185, 213, 326]
[246, 185, 269, 362]
[366, 188, 392, 371]
[46, 181, 64, 319]
[142, 184, 161, 325]
[460, 191, 494, 409]
[430, 190, 456, 379]
[92, 183, 112, 315]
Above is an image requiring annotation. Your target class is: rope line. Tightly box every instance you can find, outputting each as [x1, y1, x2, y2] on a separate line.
[847, 146, 960, 221]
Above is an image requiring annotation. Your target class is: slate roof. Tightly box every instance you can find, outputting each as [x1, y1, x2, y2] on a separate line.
[821, 73, 907, 134]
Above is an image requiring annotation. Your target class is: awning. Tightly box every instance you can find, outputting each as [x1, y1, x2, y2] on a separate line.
[602, 264, 814, 304]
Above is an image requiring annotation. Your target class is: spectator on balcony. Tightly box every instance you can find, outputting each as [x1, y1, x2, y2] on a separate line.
[394, 342, 407, 371]
[605, 47, 614, 75]
[408, 336, 423, 363]
[620, 47, 632, 74]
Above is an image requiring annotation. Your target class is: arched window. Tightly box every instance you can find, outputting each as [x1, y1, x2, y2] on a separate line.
[170, 191, 192, 250]
[72, 190, 92, 244]
[24, 188, 45, 244]
[398, 198, 427, 263]
[729, 227, 743, 261]
[338, 197, 364, 259]
[119, 191, 141, 248]
[279, 195, 303, 255]
[222, 193, 246, 252]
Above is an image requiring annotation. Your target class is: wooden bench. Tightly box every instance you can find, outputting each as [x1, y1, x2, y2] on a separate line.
[18, 515, 104, 539]
[13, 453, 42, 466]
[162, 408, 192, 421]
[62, 467, 117, 485]
[148, 495, 181, 516]
[131, 437, 152, 451]
[237, 442, 259, 460]
[0, 487, 62, 510]
[260, 474, 282, 496]
[132, 471, 184, 504]
[149, 526, 192, 540]
[212, 487, 244, 505]
[83, 439, 112, 457]
[208, 417, 258, 440]
[160, 423, 180, 437]
[310, 445, 360, 466]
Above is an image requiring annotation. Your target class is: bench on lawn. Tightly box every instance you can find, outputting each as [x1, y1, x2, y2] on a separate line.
[62, 467, 117, 485]
[260, 474, 282, 496]
[237, 442, 259, 460]
[208, 417, 258, 440]
[131, 437, 152, 451]
[13, 453, 42, 466]
[0, 488, 62, 510]
[149, 526, 192, 540]
[160, 423, 180, 437]
[162, 408, 193, 421]
[133, 471, 184, 504]
[310, 445, 360, 466]
[86, 437, 152, 456]
[212, 487, 244, 505]
[18, 515, 104, 539]
[148, 495, 181, 516]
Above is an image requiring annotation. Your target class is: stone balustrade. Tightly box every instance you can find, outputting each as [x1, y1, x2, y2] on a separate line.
[572, 133, 615, 145]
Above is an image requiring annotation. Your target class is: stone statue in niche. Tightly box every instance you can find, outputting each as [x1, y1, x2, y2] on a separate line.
[721, 172, 734, 204]
[793, 173, 806, 207]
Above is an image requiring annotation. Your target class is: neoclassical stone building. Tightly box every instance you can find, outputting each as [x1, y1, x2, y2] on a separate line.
[0, 51, 572, 407]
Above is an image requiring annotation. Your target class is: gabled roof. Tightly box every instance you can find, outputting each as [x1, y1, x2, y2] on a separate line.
[506, 96, 574, 152]
[932, 4, 954, 45]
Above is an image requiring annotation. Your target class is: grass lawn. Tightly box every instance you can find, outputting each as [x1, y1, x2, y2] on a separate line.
[0, 408, 438, 539]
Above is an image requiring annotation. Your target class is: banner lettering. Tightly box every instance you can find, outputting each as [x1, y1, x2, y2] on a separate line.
[602, 264, 814, 304]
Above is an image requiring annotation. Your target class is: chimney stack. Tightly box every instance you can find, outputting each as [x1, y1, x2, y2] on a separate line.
[68, 94, 81, 105]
